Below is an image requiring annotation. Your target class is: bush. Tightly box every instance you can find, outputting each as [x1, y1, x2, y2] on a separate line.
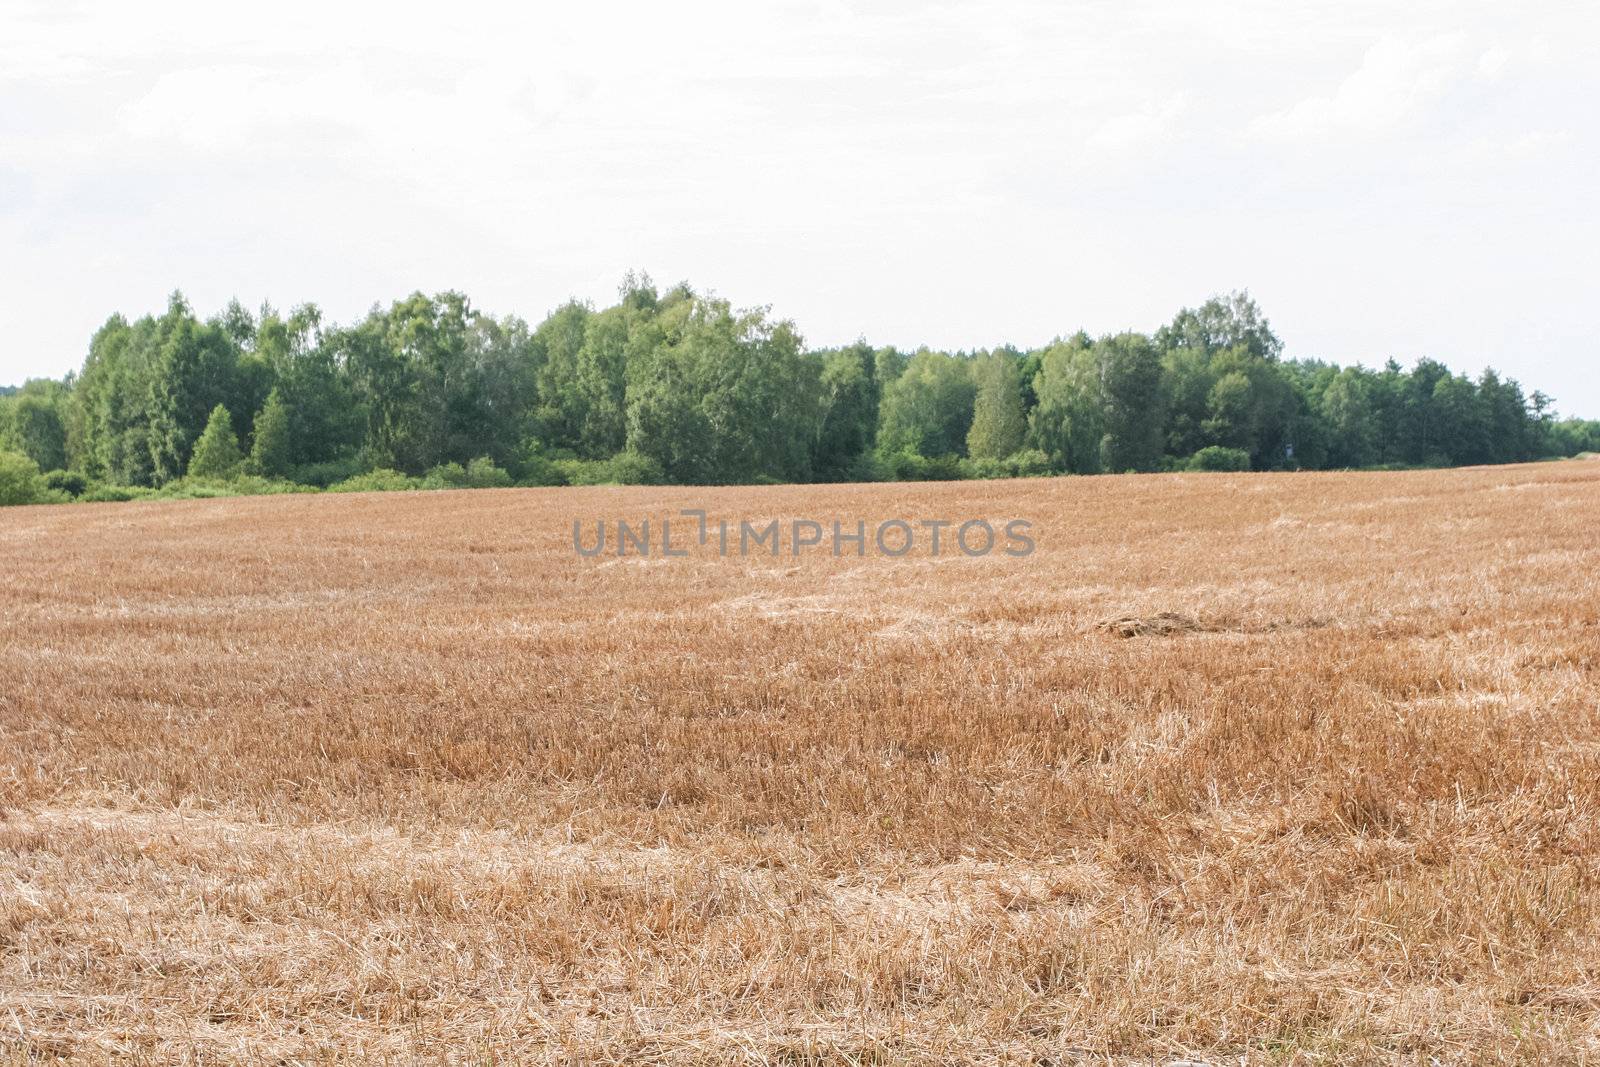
[42, 469, 89, 497]
[465, 456, 513, 489]
[291, 456, 366, 488]
[602, 452, 666, 485]
[959, 455, 1010, 480]
[842, 452, 886, 483]
[518, 456, 567, 487]
[958, 449, 1055, 480]
[148, 473, 307, 501]
[418, 459, 511, 490]
[0, 450, 52, 506]
[79, 483, 149, 503]
[1186, 446, 1252, 472]
[208, 475, 308, 496]
[880, 449, 965, 482]
[512, 439, 569, 486]
[553, 451, 666, 486]
[327, 468, 421, 493]
[1003, 448, 1053, 477]
[421, 462, 469, 489]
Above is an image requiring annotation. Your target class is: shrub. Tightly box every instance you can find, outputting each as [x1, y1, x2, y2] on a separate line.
[1003, 448, 1053, 477]
[42, 469, 89, 497]
[514, 440, 569, 487]
[291, 456, 366, 488]
[601, 452, 666, 486]
[880, 449, 966, 482]
[79, 483, 148, 503]
[518, 456, 568, 487]
[421, 462, 469, 489]
[553, 451, 665, 486]
[958, 449, 1055, 480]
[194, 475, 307, 497]
[0, 450, 53, 505]
[464, 456, 513, 489]
[842, 452, 885, 483]
[959, 456, 1010, 480]
[1186, 446, 1252, 472]
[327, 468, 420, 493]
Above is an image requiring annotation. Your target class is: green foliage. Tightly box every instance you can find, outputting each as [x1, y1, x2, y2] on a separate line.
[155, 474, 307, 499]
[1096, 333, 1167, 473]
[879, 448, 964, 482]
[14, 279, 1582, 508]
[877, 350, 975, 460]
[146, 295, 242, 483]
[813, 343, 881, 480]
[1546, 418, 1600, 457]
[418, 457, 513, 489]
[1004, 448, 1053, 476]
[1029, 334, 1100, 474]
[625, 292, 819, 483]
[187, 404, 244, 479]
[421, 462, 469, 489]
[1157, 291, 1283, 362]
[465, 456, 513, 488]
[79, 482, 148, 503]
[960, 448, 1052, 480]
[0, 450, 57, 505]
[1186, 446, 1252, 471]
[0, 382, 69, 471]
[326, 468, 421, 493]
[290, 455, 365, 488]
[42, 469, 89, 497]
[966, 353, 1027, 460]
[249, 388, 293, 477]
[514, 439, 568, 486]
[552, 451, 666, 486]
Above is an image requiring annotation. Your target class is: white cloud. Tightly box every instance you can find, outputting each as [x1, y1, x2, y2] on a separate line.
[1248, 33, 1470, 142]
[1476, 45, 1511, 82]
[1086, 93, 1191, 155]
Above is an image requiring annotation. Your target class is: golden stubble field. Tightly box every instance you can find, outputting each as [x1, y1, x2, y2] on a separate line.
[2, 463, 1599, 1065]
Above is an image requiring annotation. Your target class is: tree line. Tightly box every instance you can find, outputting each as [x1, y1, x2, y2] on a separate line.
[2, 276, 1597, 505]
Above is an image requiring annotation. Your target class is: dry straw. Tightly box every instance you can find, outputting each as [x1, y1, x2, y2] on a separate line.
[2, 463, 1598, 1063]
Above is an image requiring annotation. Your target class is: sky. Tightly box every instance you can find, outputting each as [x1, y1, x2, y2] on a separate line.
[2, 0, 1596, 414]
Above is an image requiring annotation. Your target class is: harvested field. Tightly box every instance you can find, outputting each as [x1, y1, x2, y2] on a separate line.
[2, 463, 1599, 1064]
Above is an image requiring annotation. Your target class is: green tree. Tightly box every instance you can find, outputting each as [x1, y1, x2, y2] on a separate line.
[877, 350, 975, 459]
[1199, 347, 1296, 467]
[146, 294, 241, 483]
[531, 300, 595, 454]
[1429, 373, 1489, 466]
[258, 304, 362, 470]
[1477, 369, 1531, 464]
[1400, 358, 1453, 464]
[966, 352, 1027, 460]
[1029, 334, 1102, 473]
[249, 388, 293, 477]
[1156, 291, 1283, 362]
[0, 382, 69, 472]
[626, 294, 820, 483]
[70, 314, 155, 484]
[0, 450, 48, 506]
[1096, 333, 1166, 472]
[1319, 366, 1379, 467]
[813, 342, 881, 479]
[188, 404, 243, 479]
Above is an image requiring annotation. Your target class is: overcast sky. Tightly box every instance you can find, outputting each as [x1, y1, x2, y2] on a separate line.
[3, 0, 1596, 414]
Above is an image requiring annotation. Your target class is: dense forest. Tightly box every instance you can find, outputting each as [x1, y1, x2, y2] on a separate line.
[2, 276, 1597, 506]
